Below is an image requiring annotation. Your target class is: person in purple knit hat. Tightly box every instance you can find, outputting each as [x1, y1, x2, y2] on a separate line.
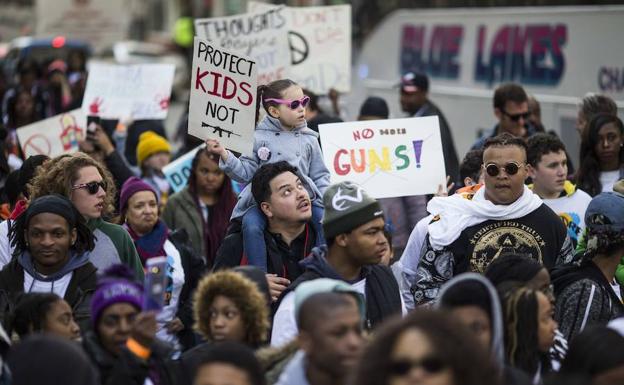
[118, 176, 203, 352]
[82, 264, 178, 385]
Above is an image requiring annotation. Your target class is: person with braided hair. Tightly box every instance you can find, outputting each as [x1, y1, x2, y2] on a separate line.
[0, 194, 97, 331]
[499, 284, 557, 383]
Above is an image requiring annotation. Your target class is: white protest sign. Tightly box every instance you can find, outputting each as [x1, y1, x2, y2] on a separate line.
[318, 117, 446, 198]
[163, 145, 205, 193]
[249, 2, 352, 94]
[82, 63, 175, 120]
[195, 7, 289, 85]
[188, 37, 257, 157]
[17, 109, 86, 158]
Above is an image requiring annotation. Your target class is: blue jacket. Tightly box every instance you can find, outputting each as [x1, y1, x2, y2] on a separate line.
[220, 115, 330, 219]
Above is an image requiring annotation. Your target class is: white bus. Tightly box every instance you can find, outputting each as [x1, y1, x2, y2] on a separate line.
[353, 5, 624, 166]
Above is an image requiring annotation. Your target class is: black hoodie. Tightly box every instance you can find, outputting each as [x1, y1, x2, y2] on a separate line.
[552, 259, 624, 341]
[277, 245, 402, 330]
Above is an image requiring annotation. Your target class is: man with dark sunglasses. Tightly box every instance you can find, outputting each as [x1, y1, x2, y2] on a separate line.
[471, 83, 536, 151]
[399, 133, 574, 308]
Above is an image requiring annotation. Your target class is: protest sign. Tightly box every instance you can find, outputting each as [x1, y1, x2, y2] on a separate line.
[188, 37, 257, 157]
[318, 117, 446, 198]
[195, 7, 289, 85]
[82, 63, 175, 120]
[17, 109, 86, 158]
[163, 145, 204, 193]
[35, 0, 130, 53]
[249, 2, 352, 94]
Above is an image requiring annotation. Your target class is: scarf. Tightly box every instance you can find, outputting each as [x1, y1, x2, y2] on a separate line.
[427, 185, 543, 250]
[125, 220, 169, 264]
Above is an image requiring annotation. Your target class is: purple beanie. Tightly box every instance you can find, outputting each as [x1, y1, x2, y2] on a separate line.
[119, 176, 158, 212]
[91, 265, 143, 327]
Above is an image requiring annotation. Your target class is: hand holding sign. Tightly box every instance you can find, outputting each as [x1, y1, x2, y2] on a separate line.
[188, 37, 257, 157]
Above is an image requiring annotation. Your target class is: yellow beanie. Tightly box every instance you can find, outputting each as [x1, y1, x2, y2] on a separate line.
[136, 131, 171, 165]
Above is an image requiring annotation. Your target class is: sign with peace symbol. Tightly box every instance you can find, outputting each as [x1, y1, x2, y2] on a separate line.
[288, 31, 309, 65]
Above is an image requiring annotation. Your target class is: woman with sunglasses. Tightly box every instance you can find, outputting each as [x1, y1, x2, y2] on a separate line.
[351, 309, 501, 385]
[28, 153, 144, 279]
[576, 113, 624, 197]
[205, 78, 329, 274]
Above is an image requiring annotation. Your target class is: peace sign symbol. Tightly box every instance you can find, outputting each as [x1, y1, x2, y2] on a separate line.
[288, 31, 309, 65]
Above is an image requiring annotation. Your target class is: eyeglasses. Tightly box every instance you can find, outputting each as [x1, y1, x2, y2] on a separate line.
[71, 180, 107, 194]
[389, 356, 447, 376]
[484, 162, 524, 177]
[264, 95, 310, 110]
[502, 109, 530, 122]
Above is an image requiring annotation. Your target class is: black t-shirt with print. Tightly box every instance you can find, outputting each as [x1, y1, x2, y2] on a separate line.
[448, 203, 571, 273]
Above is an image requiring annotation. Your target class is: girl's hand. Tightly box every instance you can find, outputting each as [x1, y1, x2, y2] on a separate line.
[206, 139, 228, 161]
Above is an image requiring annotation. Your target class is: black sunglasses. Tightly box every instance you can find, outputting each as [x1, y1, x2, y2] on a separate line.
[502, 109, 530, 122]
[72, 180, 107, 194]
[485, 162, 524, 177]
[389, 356, 447, 376]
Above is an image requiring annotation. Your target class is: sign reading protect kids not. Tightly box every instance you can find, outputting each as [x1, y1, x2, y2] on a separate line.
[318, 117, 446, 199]
[188, 37, 257, 157]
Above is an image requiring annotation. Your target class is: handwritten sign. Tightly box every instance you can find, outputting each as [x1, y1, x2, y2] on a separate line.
[249, 2, 352, 94]
[318, 117, 446, 198]
[195, 7, 289, 85]
[163, 145, 204, 193]
[17, 109, 86, 158]
[82, 63, 175, 120]
[188, 37, 257, 157]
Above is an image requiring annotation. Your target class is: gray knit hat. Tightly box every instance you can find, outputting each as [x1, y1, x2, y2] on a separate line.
[322, 181, 384, 239]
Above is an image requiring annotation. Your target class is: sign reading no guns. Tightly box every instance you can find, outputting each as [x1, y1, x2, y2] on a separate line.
[188, 37, 257, 157]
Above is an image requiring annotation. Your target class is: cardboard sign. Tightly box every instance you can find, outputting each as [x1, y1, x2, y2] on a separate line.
[17, 109, 86, 158]
[249, 2, 352, 94]
[318, 117, 446, 198]
[188, 37, 257, 157]
[195, 7, 290, 85]
[82, 63, 175, 120]
[163, 145, 204, 193]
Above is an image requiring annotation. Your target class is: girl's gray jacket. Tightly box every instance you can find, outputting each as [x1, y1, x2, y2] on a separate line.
[220, 115, 330, 219]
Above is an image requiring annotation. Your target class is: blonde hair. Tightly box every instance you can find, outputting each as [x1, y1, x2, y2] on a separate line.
[29, 152, 117, 216]
[193, 270, 269, 347]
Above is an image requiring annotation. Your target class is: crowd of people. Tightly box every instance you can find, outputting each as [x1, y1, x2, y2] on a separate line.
[0, 50, 622, 385]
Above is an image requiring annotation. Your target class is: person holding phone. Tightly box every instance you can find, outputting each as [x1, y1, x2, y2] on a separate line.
[118, 176, 203, 351]
[82, 264, 178, 385]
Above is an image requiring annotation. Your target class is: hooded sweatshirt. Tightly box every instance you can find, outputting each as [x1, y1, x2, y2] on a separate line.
[19, 250, 91, 296]
[436, 273, 533, 385]
[552, 259, 624, 341]
[220, 115, 330, 219]
[271, 245, 404, 346]
[0, 251, 98, 330]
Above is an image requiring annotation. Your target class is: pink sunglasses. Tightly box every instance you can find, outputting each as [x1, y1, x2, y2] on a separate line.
[264, 95, 310, 110]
